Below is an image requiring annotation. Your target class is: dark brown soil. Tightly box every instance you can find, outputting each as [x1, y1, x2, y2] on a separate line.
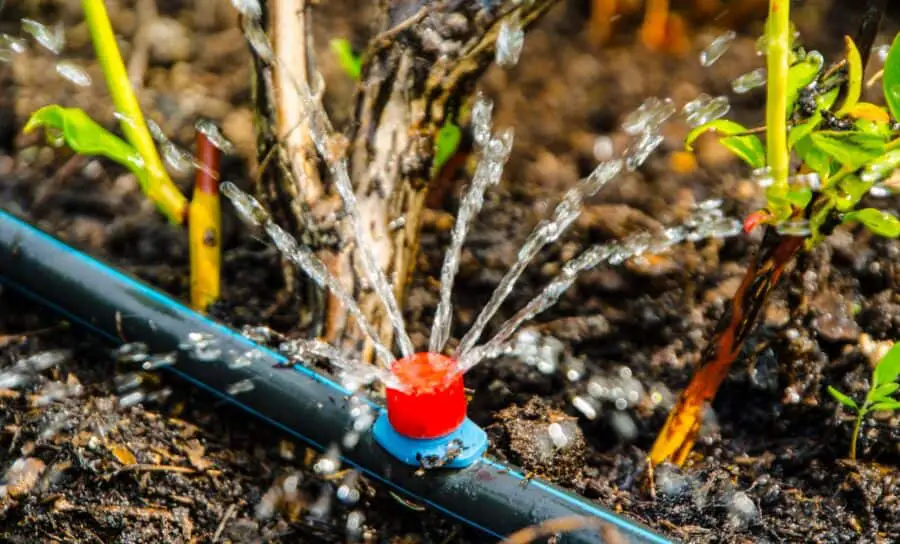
[2, 0, 900, 543]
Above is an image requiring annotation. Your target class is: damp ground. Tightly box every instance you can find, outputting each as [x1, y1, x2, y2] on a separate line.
[1, 0, 899, 542]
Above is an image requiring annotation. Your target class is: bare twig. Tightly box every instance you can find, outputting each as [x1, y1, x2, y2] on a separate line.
[212, 503, 237, 542]
[126, 0, 158, 87]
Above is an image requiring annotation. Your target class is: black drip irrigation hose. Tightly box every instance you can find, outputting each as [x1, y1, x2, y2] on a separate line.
[0, 209, 671, 544]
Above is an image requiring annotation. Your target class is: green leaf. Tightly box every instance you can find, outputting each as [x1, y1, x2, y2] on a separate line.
[788, 110, 822, 149]
[432, 120, 462, 176]
[828, 386, 859, 411]
[869, 400, 900, 412]
[330, 38, 361, 81]
[874, 342, 900, 387]
[786, 51, 824, 115]
[685, 120, 766, 169]
[871, 382, 900, 401]
[24, 105, 145, 173]
[809, 131, 886, 170]
[834, 174, 872, 211]
[793, 135, 832, 175]
[820, 88, 841, 111]
[862, 148, 900, 185]
[854, 119, 892, 140]
[836, 37, 863, 116]
[843, 208, 900, 238]
[785, 187, 813, 209]
[882, 33, 900, 121]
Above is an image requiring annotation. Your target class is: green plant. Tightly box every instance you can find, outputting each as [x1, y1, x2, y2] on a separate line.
[23, 0, 221, 311]
[650, 0, 900, 467]
[687, 34, 900, 241]
[828, 343, 900, 460]
[330, 37, 463, 177]
[329, 38, 362, 81]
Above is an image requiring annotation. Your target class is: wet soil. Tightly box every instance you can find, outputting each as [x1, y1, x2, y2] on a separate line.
[2, 0, 900, 542]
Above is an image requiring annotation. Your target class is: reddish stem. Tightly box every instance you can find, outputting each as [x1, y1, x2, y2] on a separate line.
[194, 130, 221, 197]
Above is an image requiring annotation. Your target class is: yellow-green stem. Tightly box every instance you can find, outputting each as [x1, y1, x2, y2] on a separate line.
[850, 411, 862, 460]
[764, 0, 791, 205]
[81, 0, 187, 224]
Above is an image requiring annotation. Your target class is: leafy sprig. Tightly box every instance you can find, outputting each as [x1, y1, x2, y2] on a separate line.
[828, 342, 900, 460]
[687, 32, 900, 244]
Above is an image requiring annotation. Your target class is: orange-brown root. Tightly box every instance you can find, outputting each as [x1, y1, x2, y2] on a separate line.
[640, 0, 670, 51]
[589, 0, 618, 47]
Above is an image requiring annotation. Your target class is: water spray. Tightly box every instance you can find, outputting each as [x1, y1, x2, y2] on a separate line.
[0, 208, 669, 544]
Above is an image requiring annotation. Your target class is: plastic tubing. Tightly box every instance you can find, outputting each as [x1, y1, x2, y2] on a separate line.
[0, 209, 671, 544]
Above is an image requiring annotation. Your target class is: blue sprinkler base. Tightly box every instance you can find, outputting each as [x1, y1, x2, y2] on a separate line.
[372, 412, 488, 469]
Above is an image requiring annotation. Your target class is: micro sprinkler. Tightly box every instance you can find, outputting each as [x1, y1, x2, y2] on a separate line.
[372, 352, 488, 468]
[0, 209, 671, 543]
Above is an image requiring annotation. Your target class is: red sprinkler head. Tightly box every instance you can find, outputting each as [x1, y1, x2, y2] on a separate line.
[385, 352, 466, 439]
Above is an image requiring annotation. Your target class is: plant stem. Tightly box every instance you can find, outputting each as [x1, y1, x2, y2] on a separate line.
[765, 0, 791, 204]
[850, 411, 863, 460]
[189, 131, 221, 311]
[649, 230, 804, 466]
[81, 0, 187, 224]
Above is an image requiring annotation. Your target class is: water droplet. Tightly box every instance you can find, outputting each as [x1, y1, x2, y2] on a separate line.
[114, 342, 149, 364]
[55, 61, 91, 86]
[222, 181, 269, 228]
[18, 350, 69, 372]
[496, 15, 524, 67]
[752, 166, 774, 187]
[146, 387, 172, 404]
[547, 422, 569, 448]
[114, 372, 143, 392]
[230, 0, 262, 20]
[655, 464, 691, 497]
[622, 97, 675, 136]
[313, 445, 341, 475]
[243, 19, 273, 63]
[700, 31, 736, 67]
[0, 34, 26, 61]
[776, 220, 811, 236]
[388, 217, 406, 231]
[229, 349, 264, 369]
[731, 68, 766, 94]
[870, 184, 893, 198]
[608, 410, 638, 441]
[0, 34, 26, 54]
[571, 396, 597, 420]
[0, 372, 28, 389]
[255, 485, 280, 520]
[118, 390, 145, 408]
[308, 484, 333, 520]
[142, 352, 177, 370]
[726, 491, 759, 528]
[336, 472, 360, 505]
[626, 131, 663, 171]
[471, 93, 494, 148]
[564, 359, 585, 382]
[195, 119, 235, 154]
[179, 332, 222, 361]
[226, 379, 255, 395]
[22, 19, 65, 54]
[593, 135, 615, 161]
[346, 510, 365, 539]
[683, 94, 730, 127]
[113, 111, 138, 129]
[241, 325, 277, 343]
